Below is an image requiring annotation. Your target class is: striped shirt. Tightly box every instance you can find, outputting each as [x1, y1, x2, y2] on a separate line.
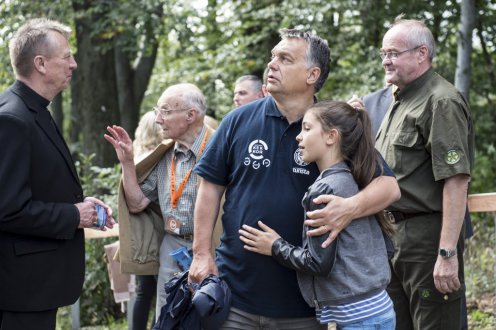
[140, 126, 207, 235]
[316, 290, 393, 325]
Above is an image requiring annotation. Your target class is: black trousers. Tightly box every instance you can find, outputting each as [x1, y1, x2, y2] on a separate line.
[0, 309, 57, 330]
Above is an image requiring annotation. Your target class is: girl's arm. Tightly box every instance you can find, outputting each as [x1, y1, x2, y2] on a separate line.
[240, 202, 338, 276]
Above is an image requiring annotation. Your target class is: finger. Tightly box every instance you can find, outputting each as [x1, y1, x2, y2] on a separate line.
[238, 229, 257, 241]
[242, 224, 263, 235]
[304, 219, 324, 228]
[104, 134, 119, 148]
[439, 280, 449, 294]
[452, 277, 461, 291]
[113, 126, 131, 141]
[239, 235, 257, 248]
[243, 245, 257, 252]
[106, 126, 120, 139]
[328, 228, 339, 241]
[305, 226, 327, 237]
[257, 221, 272, 232]
[305, 208, 325, 220]
[434, 279, 444, 293]
[321, 233, 335, 248]
[239, 235, 251, 245]
[312, 194, 333, 205]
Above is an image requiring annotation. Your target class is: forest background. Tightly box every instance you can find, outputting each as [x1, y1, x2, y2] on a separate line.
[0, 0, 494, 329]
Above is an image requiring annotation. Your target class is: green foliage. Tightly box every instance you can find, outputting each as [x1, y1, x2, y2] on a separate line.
[469, 308, 496, 330]
[75, 153, 124, 326]
[1, 1, 495, 327]
[0, 0, 73, 91]
[465, 214, 496, 298]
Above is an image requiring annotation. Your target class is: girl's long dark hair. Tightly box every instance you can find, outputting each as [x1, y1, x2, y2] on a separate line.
[309, 100, 394, 236]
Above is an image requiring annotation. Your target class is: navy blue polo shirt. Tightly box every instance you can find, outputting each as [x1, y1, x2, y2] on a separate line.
[195, 96, 318, 317]
[195, 96, 394, 318]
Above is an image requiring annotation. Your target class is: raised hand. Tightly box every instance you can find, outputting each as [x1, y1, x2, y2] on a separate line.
[104, 125, 134, 164]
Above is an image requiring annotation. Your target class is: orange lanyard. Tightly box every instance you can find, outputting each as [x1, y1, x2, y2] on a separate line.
[169, 130, 209, 208]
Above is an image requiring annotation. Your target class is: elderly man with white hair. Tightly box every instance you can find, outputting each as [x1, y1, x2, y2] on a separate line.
[105, 83, 215, 318]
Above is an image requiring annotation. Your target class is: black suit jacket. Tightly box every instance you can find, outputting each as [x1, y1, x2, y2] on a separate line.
[0, 81, 85, 311]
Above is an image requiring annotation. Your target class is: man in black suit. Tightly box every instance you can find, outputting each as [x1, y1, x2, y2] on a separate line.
[0, 18, 114, 330]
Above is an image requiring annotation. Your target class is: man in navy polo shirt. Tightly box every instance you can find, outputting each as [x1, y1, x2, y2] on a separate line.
[189, 29, 401, 329]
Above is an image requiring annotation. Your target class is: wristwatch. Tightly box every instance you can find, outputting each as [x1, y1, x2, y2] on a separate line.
[439, 248, 457, 258]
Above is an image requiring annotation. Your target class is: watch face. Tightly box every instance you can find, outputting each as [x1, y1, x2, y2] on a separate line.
[439, 248, 455, 257]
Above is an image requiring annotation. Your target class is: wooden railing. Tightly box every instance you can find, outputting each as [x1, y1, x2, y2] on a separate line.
[467, 193, 496, 213]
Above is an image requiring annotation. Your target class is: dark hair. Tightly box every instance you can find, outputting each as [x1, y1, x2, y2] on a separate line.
[309, 100, 394, 236]
[279, 28, 330, 93]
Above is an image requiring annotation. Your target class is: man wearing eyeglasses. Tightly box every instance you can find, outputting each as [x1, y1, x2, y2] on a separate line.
[104, 83, 216, 318]
[375, 17, 474, 330]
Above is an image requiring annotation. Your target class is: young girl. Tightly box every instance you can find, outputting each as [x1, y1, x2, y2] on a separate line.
[239, 100, 395, 329]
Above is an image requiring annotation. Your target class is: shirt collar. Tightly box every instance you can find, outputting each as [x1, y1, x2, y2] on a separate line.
[11, 80, 50, 112]
[263, 95, 318, 122]
[174, 125, 207, 158]
[396, 68, 434, 101]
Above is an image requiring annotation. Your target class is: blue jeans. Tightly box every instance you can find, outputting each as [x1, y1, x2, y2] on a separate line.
[338, 306, 395, 330]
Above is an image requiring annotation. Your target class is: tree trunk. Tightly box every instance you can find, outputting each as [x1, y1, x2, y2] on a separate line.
[114, 24, 160, 139]
[70, 0, 162, 165]
[72, 0, 120, 167]
[455, 0, 476, 99]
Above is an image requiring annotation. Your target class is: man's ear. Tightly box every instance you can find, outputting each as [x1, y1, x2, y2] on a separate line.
[307, 67, 321, 85]
[187, 108, 196, 122]
[418, 45, 429, 63]
[33, 55, 47, 74]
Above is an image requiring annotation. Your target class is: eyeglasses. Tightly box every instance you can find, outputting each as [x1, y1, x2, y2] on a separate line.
[153, 106, 191, 118]
[379, 45, 422, 60]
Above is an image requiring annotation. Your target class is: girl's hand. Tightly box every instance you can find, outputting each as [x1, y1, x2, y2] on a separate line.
[239, 221, 281, 256]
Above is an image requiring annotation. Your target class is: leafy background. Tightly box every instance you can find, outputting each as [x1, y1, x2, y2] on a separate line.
[0, 0, 493, 328]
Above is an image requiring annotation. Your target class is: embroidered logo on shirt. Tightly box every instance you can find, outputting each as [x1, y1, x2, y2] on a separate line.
[445, 149, 461, 165]
[421, 289, 430, 299]
[244, 139, 271, 170]
[293, 148, 308, 166]
[292, 148, 310, 175]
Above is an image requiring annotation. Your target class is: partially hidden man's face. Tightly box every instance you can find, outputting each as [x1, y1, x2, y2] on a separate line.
[43, 31, 77, 93]
[266, 38, 312, 96]
[233, 80, 262, 107]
